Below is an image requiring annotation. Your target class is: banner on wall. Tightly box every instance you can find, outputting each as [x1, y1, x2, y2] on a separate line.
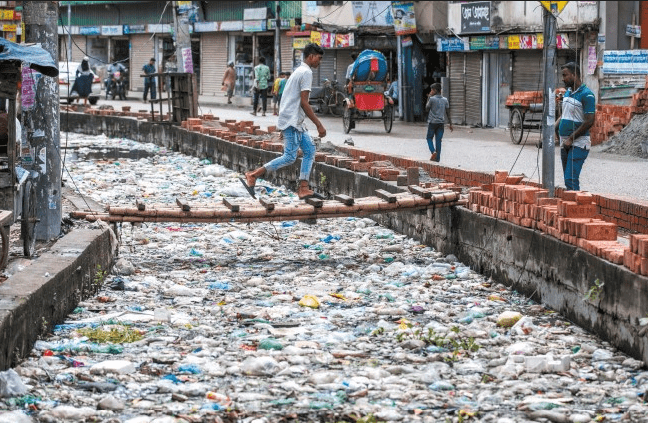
[461, 1, 491, 34]
[293, 38, 310, 49]
[351, 1, 393, 26]
[391, 1, 416, 35]
[437, 37, 469, 52]
[603, 50, 648, 74]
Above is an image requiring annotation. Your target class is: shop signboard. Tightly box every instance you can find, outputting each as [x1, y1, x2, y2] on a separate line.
[469, 35, 499, 49]
[391, 1, 416, 35]
[293, 38, 310, 49]
[80, 26, 101, 36]
[335, 33, 354, 48]
[194, 21, 218, 32]
[267, 18, 293, 30]
[101, 25, 123, 36]
[124, 24, 146, 34]
[244, 20, 266, 32]
[2, 9, 14, 20]
[437, 37, 468, 52]
[625, 24, 641, 38]
[351, 1, 393, 26]
[147, 24, 171, 34]
[2, 24, 16, 32]
[244, 7, 267, 20]
[220, 21, 243, 31]
[461, 1, 490, 34]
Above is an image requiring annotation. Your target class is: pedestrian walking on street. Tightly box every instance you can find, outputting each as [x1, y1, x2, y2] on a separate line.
[71, 57, 95, 106]
[555, 62, 595, 191]
[142, 57, 157, 103]
[425, 83, 453, 162]
[251, 57, 270, 116]
[242, 43, 326, 199]
[222, 61, 236, 104]
[271, 72, 286, 115]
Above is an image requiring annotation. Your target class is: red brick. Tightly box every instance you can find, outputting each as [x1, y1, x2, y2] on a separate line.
[582, 221, 617, 241]
[562, 191, 579, 201]
[504, 175, 524, 185]
[494, 170, 508, 183]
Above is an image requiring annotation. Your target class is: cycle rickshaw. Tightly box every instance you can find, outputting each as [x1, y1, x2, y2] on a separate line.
[343, 50, 395, 134]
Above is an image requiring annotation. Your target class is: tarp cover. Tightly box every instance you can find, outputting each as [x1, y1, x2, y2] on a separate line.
[0, 37, 58, 77]
[349, 50, 387, 82]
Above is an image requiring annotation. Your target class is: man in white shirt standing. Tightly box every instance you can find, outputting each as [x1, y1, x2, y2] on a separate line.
[242, 43, 327, 200]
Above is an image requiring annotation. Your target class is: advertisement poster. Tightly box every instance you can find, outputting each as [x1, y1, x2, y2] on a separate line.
[293, 38, 310, 49]
[181, 47, 194, 74]
[310, 31, 322, 45]
[351, 1, 393, 26]
[21, 68, 38, 111]
[437, 37, 468, 52]
[391, 1, 416, 35]
[320, 32, 334, 48]
[335, 33, 354, 48]
[588, 45, 597, 75]
[508, 35, 520, 49]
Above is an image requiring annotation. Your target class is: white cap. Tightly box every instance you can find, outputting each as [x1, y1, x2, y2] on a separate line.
[83, 56, 89, 61]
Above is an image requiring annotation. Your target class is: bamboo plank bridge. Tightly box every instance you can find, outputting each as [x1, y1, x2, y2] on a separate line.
[70, 187, 466, 224]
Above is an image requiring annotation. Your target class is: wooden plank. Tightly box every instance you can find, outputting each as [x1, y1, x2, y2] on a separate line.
[375, 189, 397, 203]
[334, 194, 354, 206]
[408, 185, 432, 199]
[136, 199, 146, 211]
[305, 197, 323, 208]
[175, 198, 190, 211]
[222, 198, 240, 212]
[259, 197, 276, 211]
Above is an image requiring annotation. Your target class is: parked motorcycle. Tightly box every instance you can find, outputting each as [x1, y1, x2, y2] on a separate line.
[106, 69, 128, 100]
[309, 79, 346, 116]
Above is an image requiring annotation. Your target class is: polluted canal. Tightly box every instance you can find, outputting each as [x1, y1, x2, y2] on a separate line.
[1, 133, 647, 422]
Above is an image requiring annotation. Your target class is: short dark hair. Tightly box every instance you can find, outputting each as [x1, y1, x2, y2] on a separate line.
[351, 53, 358, 60]
[561, 62, 580, 77]
[303, 43, 324, 60]
[431, 83, 441, 93]
[259, 56, 266, 64]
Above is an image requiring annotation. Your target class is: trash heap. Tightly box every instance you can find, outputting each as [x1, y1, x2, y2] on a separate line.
[1, 133, 647, 423]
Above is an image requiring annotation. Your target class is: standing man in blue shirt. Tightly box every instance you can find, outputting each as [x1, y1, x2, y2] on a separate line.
[556, 62, 595, 191]
[142, 58, 157, 103]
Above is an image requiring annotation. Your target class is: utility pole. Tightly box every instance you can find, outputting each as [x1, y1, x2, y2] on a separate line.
[23, 1, 61, 240]
[541, 7, 557, 197]
[173, 1, 193, 73]
[67, 4, 72, 61]
[275, 2, 281, 76]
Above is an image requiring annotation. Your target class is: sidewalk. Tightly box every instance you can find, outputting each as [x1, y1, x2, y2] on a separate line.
[90, 93, 648, 201]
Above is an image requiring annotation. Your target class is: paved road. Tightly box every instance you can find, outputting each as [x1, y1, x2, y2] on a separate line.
[86, 96, 648, 200]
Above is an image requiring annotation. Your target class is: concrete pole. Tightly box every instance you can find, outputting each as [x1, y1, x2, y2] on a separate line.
[541, 8, 557, 197]
[174, 1, 192, 73]
[275, 2, 281, 75]
[396, 35, 403, 120]
[22, 1, 61, 240]
[67, 4, 72, 61]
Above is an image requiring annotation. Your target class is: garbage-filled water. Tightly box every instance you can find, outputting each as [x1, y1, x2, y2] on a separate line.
[1, 133, 647, 422]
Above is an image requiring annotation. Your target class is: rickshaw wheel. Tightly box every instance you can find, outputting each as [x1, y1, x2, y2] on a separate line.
[509, 108, 524, 144]
[0, 226, 8, 270]
[383, 104, 394, 133]
[22, 180, 37, 257]
[343, 106, 354, 134]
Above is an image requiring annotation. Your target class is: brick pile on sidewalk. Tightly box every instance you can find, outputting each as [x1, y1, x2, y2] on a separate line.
[590, 77, 648, 145]
[467, 170, 648, 276]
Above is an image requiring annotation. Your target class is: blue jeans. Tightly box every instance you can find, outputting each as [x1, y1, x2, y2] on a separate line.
[560, 146, 589, 191]
[426, 123, 444, 161]
[144, 80, 156, 101]
[265, 127, 316, 181]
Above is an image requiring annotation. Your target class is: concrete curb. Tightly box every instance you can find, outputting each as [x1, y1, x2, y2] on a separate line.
[0, 226, 117, 370]
[61, 112, 648, 365]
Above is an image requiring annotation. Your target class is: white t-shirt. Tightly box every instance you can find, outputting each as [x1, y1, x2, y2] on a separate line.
[277, 62, 313, 132]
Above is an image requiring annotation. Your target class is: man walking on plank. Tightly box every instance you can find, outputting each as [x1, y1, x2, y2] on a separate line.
[240, 43, 327, 199]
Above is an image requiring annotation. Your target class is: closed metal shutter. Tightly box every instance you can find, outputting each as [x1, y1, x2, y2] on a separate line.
[512, 51, 543, 92]
[448, 52, 465, 125]
[200, 32, 226, 96]
[70, 35, 86, 63]
[465, 52, 482, 126]
[130, 34, 153, 92]
[314, 54, 335, 87]
[280, 33, 292, 74]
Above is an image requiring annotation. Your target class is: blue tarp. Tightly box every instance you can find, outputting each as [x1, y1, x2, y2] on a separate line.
[349, 50, 388, 82]
[0, 37, 58, 77]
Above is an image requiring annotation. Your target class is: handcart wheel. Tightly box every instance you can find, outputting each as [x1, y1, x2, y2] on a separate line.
[22, 180, 37, 257]
[383, 104, 394, 133]
[0, 226, 8, 270]
[328, 92, 345, 117]
[509, 108, 524, 145]
[343, 105, 354, 134]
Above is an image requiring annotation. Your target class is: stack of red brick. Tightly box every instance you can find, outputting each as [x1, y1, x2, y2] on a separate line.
[626, 234, 648, 275]
[467, 170, 647, 276]
[505, 91, 543, 107]
[590, 78, 648, 145]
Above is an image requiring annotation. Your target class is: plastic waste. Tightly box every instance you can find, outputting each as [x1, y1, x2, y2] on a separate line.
[298, 295, 320, 309]
[0, 369, 28, 398]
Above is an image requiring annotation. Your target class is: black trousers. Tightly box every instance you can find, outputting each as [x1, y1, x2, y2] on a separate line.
[253, 88, 267, 113]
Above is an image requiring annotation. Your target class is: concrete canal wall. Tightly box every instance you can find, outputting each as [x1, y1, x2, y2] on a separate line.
[61, 113, 648, 365]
